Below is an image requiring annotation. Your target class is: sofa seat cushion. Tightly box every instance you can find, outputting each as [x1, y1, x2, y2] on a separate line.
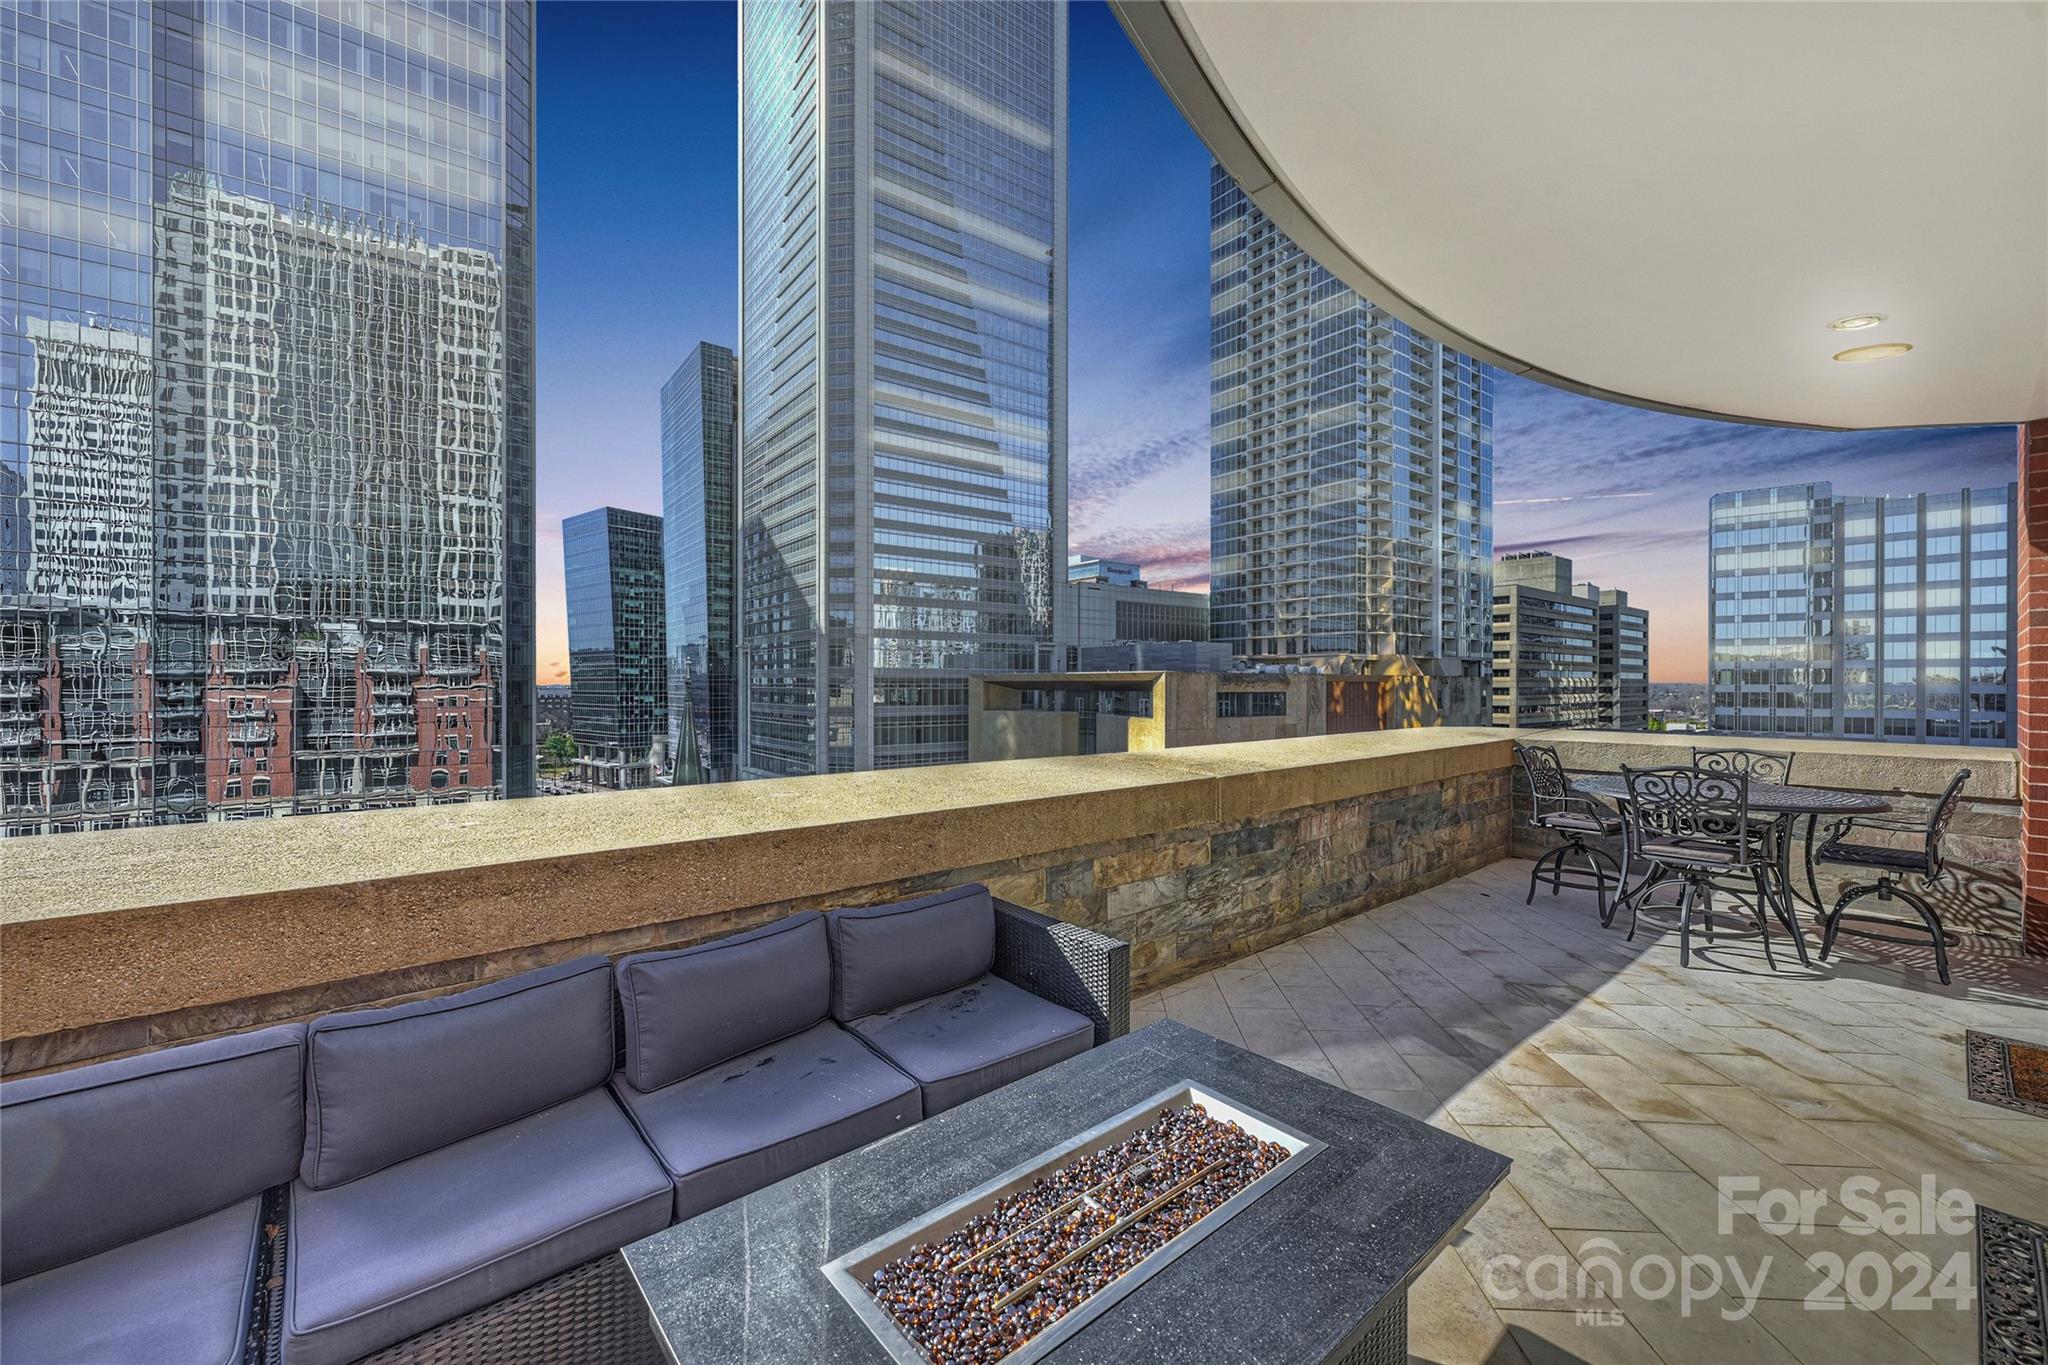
[1, 1197, 262, 1365]
[845, 975, 1092, 1115]
[282, 1089, 670, 1365]
[612, 1020, 920, 1223]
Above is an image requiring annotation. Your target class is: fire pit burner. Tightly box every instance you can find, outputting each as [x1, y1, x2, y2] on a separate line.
[821, 1083, 1324, 1365]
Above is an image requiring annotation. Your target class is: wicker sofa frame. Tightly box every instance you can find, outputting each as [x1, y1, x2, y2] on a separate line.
[237, 899, 1128, 1365]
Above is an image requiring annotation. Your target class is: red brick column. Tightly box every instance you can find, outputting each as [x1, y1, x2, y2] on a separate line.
[2018, 419, 2048, 955]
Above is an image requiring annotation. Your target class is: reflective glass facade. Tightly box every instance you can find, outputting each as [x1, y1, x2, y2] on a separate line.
[1708, 481, 2016, 745]
[1208, 164, 1492, 721]
[1, 0, 535, 834]
[738, 0, 1066, 776]
[563, 507, 665, 789]
[660, 341, 737, 784]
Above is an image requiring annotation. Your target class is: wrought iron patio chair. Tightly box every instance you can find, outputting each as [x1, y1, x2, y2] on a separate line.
[1618, 764, 1782, 970]
[1816, 768, 1971, 986]
[1515, 741, 1624, 919]
[1690, 746, 1797, 785]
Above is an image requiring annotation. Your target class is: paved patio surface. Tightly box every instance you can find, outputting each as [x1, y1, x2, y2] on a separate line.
[1132, 858, 2048, 1365]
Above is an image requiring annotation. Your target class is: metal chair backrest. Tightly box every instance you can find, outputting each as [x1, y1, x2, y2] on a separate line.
[1692, 746, 1796, 786]
[1622, 763, 1749, 852]
[1513, 742, 1573, 824]
[1923, 768, 1971, 879]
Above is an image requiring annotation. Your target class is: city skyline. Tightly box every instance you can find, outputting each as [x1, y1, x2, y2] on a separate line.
[533, 0, 2018, 691]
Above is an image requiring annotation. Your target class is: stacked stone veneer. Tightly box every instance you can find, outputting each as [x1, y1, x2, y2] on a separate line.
[1, 733, 1514, 1075]
[883, 771, 1509, 987]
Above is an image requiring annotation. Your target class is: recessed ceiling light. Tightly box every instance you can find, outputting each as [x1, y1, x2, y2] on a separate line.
[1832, 342, 1913, 363]
[1827, 314, 1888, 332]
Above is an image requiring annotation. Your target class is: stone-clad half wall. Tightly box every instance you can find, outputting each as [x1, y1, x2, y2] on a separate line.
[0, 729, 1513, 1076]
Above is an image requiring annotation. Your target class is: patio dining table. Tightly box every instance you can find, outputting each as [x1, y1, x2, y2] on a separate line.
[1570, 773, 1892, 924]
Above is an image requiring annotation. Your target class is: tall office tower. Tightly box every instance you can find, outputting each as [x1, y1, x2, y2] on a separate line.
[737, 0, 1067, 776]
[1490, 552, 1649, 729]
[1208, 165, 1492, 725]
[1597, 588, 1651, 730]
[563, 508, 666, 790]
[660, 343, 739, 784]
[0, 2, 536, 835]
[1709, 482, 2016, 745]
[1490, 553, 1599, 728]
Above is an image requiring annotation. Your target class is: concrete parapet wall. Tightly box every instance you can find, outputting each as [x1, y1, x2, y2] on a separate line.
[0, 729, 1515, 1075]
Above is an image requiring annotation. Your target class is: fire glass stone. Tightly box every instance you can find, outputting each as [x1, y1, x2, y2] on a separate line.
[863, 1104, 1288, 1365]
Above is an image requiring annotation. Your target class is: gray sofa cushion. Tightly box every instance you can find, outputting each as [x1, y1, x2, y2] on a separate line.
[845, 975, 1093, 1115]
[282, 1089, 671, 1365]
[302, 956, 613, 1189]
[0, 1023, 303, 1282]
[826, 884, 994, 1021]
[0, 1197, 263, 1365]
[611, 1020, 919, 1223]
[617, 911, 830, 1092]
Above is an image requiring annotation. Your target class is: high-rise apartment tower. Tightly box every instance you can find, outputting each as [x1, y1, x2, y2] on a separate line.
[1208, 164, 1492, 722]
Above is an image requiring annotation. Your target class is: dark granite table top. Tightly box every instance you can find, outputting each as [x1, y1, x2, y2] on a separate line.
[623, 1018, 1510, 1365]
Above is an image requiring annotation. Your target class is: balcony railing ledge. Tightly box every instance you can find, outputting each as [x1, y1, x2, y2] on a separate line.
[1, 728, 1517, 1075]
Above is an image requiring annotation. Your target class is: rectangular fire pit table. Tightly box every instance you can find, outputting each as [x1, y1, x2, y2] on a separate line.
[622, 1019, 1509, 1364]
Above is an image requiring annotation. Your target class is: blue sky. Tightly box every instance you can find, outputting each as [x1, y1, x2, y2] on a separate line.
[534, 0, 2019, 685]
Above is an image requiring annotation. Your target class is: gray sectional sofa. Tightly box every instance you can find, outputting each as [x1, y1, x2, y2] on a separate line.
[0, 887, 1128, 1365]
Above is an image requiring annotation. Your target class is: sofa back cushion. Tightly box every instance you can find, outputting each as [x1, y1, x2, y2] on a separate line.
[302, 956, 613, 1189]
[826, 884, 995, 1021]
[0, 1023, 305, 1282]
[616, 912, 832, 1092]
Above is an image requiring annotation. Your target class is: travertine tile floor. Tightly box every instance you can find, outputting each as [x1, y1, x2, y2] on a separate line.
[1132, 858, 2048, 1365]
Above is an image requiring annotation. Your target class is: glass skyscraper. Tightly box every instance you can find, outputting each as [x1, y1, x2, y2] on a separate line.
[660, 341, 737, 784]
[1709, 481, 2016, 745]
[737, 0, 1067, 776]
[1, 0, 536, 834]
[563, 507, 665, 789]
[1208, 165, 1492, 722]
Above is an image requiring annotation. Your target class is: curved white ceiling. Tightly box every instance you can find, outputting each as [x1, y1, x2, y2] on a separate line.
[1116, 1, 2048, 429]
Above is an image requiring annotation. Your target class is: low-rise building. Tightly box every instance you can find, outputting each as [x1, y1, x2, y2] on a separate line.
[534, 685, 573, 740]
[1057, 556, 1210, 656]
[969, 656, 1462, 761]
